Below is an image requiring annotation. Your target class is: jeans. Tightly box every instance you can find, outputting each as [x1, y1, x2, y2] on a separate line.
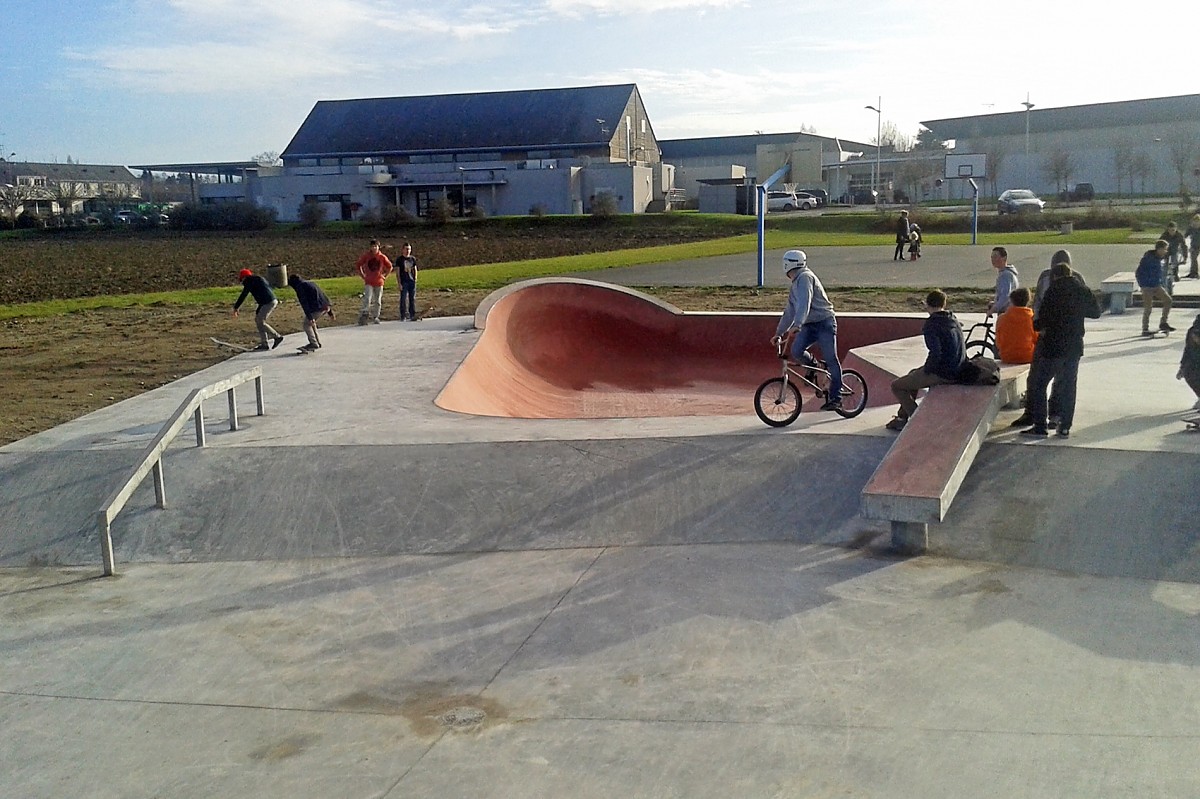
[1027, 352, 1081, 430]
[399, 279, 416, 319]
[254, 300, 280, 346]
[789, 318, 842, 401]
[360, 284, 384, 321]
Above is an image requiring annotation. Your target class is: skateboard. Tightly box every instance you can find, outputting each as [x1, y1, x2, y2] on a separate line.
[296, 347, 318, 355]
[211, 337, 250, 352]
[1141, 330, 1172, 338]
[1184, 414, 1200, 432]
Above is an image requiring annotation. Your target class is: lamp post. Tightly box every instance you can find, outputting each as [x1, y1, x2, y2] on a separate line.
[1022, 93, 1035, 186]
[865, 98, 881, 205]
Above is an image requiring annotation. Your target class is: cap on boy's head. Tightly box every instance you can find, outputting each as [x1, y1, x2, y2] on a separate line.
[238, 268, 254, 280]
[1050, 249, 1071, 268]
[782, 249, 806, 270]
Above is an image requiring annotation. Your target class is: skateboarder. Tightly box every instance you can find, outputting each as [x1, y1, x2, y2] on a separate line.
[1136, 239, 1174, 336]
[1179, 314, 1200, 411]
[232, 268, 284, 351]
[288, 273, 334, 352]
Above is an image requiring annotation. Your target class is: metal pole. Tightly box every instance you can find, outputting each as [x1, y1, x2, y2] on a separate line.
[98, 512, 116, 576]
[865, 98, 881, 205]
[1022, 94, 1034, 187]
[227, 386, 239, 431]
[255, 375, 265, 416]
[153, 459, 166, 508]
[756, 184, 766, 288]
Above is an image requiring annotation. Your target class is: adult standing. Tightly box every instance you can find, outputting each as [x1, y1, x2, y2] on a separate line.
[1185, 214, 1200, 279]
[232, 268, 284, 351]
[773, 249, 844, 412]
[1021, 260, 1101, 439]
[1021, 249, 1084, 429]
[986, 246, 1019, 315]
[1179, 315, 1200, 411]
[287, 273, 334, 352]
[1160, 222, 1187, 283]
[355, 239, 393, 325]
[1136, 239, 1174, 336]
[893, 210, 910, 261]
[395, 241, 419, 321]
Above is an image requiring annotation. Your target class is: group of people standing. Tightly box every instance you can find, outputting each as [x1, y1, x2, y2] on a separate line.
[355, 239, 420, 324]
[230, 238, 421, 354]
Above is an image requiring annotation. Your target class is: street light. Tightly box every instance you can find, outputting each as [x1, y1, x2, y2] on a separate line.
[865, 98, 881, 205]
[1022, 93, 1035, 186]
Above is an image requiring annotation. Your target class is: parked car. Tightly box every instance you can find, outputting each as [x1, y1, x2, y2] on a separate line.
[798, 188, 828, 206]
[113, 210, 140, 224]
[1068, 183, 1094, 202]
[766, 191, 816, 212]
[997, 189, 1045, 214]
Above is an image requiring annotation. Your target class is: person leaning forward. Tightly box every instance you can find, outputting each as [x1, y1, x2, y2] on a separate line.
[886, 289, 965, 431]
[232, 268, 284, 351]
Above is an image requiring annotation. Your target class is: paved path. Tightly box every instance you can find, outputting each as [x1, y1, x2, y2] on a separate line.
[2, 277, 1199, 796]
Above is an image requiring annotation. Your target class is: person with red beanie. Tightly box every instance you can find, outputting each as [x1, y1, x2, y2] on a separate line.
[232, 268, 283, 351]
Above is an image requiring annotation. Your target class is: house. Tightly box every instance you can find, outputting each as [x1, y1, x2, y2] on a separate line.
[181, 84, 673, 222]
[922, 94, 1200, 197]
[0, 160, 142, 220]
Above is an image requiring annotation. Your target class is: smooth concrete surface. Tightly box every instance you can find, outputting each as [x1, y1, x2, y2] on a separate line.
[3, 266, 1200, 797]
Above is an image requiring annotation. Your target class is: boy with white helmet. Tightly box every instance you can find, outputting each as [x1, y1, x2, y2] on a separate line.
[773, 249, 844, 411]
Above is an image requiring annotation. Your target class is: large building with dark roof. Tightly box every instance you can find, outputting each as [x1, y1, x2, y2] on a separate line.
[921, 94, 1200, 196]
[208, 84, 672, 221]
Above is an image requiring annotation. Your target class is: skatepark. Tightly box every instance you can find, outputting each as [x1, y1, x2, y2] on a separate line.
[2, 244, 1199, 797]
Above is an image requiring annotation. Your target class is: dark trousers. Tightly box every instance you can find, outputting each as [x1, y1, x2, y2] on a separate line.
[399, 280, 416, 319]
[894, 241, 906, 260]
[1027, 352, 1081, 430]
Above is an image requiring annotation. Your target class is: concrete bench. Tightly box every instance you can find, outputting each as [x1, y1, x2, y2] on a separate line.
[860, 364, 1028, 553]
[1100, 271, 1136, 315]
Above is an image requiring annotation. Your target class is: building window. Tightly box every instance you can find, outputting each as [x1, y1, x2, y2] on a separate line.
[303, 194, 350, 203]
[319, 158, 339, 167]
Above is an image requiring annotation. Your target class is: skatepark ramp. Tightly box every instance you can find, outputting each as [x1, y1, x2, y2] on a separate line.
[436, 278, 924, 419]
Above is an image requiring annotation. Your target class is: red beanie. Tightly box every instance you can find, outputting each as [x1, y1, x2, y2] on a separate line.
[238, 269, 253, 279]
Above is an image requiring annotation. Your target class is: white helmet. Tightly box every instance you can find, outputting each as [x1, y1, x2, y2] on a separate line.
[783, 249, 806, 275]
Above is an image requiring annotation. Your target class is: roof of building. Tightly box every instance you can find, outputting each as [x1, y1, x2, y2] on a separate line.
[658, 132, 873, 159]
[281, 84, 642, 158]
[129, 161, 262, 175]
[2, 161, 140, 182]
[921, 94, 1200, 139]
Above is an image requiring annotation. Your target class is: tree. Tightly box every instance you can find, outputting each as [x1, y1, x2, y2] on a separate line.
[982, 143, 1008, 198]
[1111, 137, 1135, 199]
[912, 127, 947, 152]
[1165, 132, 1197, 201]
[0, 183, 37, 228]
[1132, 151, 1156, 197]
[253, 151, 282, 167]
[1043, 149, 1077, 195]
[51, 180, 86, 221]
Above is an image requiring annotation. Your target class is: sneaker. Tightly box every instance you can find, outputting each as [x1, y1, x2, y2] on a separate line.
[357, 316, 368, 327]
[885, 416, 908, 431]
[819, 398, 843, 412]
[1141, 330, 1154, 337]
[1047, 417, 1060, 430]
[1056, 427, 1071, 438]
[1009, 413, 1033, 428]
[371, 318, 381, 325]
[252, 343, 270, 352]
[1160, 322, 1176, 333]
[1020, 426, 1049, 437]
[297, 343, 315, 353]
[272, 335, 285, 350]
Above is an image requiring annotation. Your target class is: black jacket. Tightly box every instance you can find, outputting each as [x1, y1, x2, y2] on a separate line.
[289, 276, 330, 316]
[1033, 275, 1101, 359]
[233, 275, 275, 310]
[922, 310, 966, 379]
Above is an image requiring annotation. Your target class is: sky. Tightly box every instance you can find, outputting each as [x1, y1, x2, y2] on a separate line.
[1, 0, 1192, 167]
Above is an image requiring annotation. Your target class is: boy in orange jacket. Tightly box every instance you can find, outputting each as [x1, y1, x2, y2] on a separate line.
[996, 287, 1036, 364]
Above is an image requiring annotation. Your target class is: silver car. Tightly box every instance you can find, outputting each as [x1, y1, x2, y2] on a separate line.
[766, 191, 816, 212]
[997, 189, 1045, 214]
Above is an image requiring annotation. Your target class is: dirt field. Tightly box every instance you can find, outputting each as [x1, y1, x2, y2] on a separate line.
[0, 284, 989, 447]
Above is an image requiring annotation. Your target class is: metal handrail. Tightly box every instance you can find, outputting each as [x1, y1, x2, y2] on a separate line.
[95, 367, 264, 576]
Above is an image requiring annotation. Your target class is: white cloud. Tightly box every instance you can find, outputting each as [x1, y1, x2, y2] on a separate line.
[544, 0, 745, 13]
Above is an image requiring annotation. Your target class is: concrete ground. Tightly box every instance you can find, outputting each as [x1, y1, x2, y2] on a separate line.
[2, 258, 1199, 797]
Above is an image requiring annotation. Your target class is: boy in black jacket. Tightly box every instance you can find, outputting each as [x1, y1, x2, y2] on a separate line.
[232, 268, 284, 351]
[886, 289, 965, 431]
[288, 273, 334, 352]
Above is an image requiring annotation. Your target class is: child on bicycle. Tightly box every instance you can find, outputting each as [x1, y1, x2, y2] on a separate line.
[773, 249, 843, 411]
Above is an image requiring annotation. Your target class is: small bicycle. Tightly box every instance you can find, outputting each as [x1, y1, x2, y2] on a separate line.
[964, 313, 998, 359]
[754, 334, 869, 427]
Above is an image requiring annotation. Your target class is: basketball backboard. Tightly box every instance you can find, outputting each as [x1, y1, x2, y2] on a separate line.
[944, 153, 987, 179]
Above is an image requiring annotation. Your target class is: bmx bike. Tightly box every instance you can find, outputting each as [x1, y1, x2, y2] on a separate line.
[964, 313, 998, 359]
[754, 334, 869, 427]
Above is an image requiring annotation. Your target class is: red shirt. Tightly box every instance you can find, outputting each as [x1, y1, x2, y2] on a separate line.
[356, 250, 393, 287]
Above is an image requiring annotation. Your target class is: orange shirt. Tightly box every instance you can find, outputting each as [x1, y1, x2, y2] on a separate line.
[996, 305, 1037, 364]
[355, 250, 393, 287]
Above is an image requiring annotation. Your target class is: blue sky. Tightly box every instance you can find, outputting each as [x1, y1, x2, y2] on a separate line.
[1, 0, 1190, 166]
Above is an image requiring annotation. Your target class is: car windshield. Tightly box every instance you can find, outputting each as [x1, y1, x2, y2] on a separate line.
[1008, 190, 1035, 199]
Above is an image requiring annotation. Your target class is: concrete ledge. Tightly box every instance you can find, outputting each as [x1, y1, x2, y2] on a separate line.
[860, 367, 1029, 529]
[1101, 271, 1136, 315]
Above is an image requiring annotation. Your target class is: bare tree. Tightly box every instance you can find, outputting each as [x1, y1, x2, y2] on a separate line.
[0, 183, 37, 227]
[1043, 149, 1077, 195]
[1111, 137, 1135, 199]
[1165, 133, 1197, 200]
[52, 181, 86, 221]
[1132, 151, 1156, 198]
[982, 143, 1008, 198]
[253, 151, 282, 167]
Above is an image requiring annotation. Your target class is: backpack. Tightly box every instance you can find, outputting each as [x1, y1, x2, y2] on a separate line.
[956, 355, 1001, 385]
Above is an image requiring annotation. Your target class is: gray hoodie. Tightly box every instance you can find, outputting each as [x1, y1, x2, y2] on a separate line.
[776, 265, 835, 335]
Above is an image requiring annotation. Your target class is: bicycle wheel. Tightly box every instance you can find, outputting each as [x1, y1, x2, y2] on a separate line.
[965, 339, 998, 359]
[754, 377, 802, 427]
[833, 369, 869, 418]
